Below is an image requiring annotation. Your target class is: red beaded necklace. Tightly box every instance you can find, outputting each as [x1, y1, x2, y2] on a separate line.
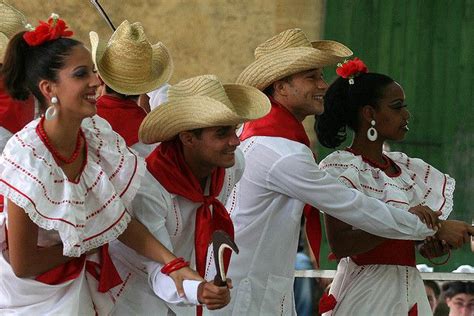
[346, 147, 391, 170]
[36, 116, 84, 164]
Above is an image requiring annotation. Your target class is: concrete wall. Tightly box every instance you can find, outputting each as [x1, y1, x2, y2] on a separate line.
[10, 0, 325, 141]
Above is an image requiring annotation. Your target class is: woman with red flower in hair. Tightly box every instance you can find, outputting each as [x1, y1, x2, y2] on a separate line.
[314, 59, 463, 315]
[0, 13, 201, 315]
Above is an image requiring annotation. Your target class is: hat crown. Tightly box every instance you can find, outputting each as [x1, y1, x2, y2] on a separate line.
[101, 21, 153, 81]
[254, 28, 311, 60]
[168, 75, 235, 111]
[0, 1, 27, 38]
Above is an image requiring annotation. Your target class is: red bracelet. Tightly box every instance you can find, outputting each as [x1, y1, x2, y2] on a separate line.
[165, 260, 190, 275]
[161, 257, 190, 275]
[161, 257, 185, 275]
[427, 248, 451, 266]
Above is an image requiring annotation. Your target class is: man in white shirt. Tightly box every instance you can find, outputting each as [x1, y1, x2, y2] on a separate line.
[207, 28, 474, 315]
[109, 75, 270, 315]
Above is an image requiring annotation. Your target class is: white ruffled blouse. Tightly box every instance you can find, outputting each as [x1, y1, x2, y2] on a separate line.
[319, 150, 454, 219]
[0, 115, 145, 257]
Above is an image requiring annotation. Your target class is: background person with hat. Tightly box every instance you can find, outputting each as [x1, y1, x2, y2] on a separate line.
[91, 20, 173, 157]
[206, 28, 474, 315]
[108, 74, 270, 315]
[0, 1, 36, 213]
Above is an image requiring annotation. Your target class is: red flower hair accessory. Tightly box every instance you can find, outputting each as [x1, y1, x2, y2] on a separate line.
[23, 13, 73, 47]
[336, 57, 368, 85]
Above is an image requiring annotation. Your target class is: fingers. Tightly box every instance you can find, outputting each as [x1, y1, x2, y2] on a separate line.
[174, 277, 185, 298]
[425, 210, 440, 230]
[409, 206, 440, 230]
[198, 282, 231, 310]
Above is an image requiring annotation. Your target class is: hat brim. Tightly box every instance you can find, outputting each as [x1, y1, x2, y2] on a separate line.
[0, 32, 8, 63]
[0, 2, 27, 38]
[139, 83, 270, 144]
[237, 41, 353, 90]
[90, 31, 173, 95]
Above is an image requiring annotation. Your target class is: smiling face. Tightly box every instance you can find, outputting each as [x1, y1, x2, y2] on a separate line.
[45, 45, 100, 120]
[371, 81, 410, 142]
[184, 125, 240, 175]
[280, 68, 328, 121]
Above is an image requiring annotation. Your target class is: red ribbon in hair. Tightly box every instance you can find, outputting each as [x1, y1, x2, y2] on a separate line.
[240, 96, 322, 267]
[23, 14, 73, 46]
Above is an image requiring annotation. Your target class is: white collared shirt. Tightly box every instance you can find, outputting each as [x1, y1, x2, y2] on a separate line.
[110, 148, 245, 316]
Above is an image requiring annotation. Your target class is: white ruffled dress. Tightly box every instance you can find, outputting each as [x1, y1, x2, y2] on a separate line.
[0, 115, 145, 315]
[319, 150, 454, 316]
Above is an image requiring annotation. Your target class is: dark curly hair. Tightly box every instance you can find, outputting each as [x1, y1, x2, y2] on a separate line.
[315, 73, 394, 148]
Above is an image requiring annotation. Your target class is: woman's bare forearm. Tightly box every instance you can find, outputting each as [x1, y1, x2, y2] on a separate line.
[118, 218, 176, 264]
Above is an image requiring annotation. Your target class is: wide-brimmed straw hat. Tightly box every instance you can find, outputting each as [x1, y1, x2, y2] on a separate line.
[237, 28, 353, 90]
[90, 20, 173, 95]
[139, 74, 271, 144]
[0, 1, 27, 38]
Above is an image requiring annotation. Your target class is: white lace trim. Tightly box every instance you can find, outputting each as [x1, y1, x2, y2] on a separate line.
[320, 150, 454, 219]
[0, 116, 145, 257]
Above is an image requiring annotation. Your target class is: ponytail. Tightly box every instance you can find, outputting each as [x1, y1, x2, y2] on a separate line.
[316, 73, 394, 148]
[1, 31, 30, 100]
[1, 31, 81, 111]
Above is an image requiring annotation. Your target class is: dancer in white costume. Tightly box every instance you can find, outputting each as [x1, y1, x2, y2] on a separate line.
[206, 28, 474, 316]
[316, 60, 460, 315]
[0, 14, 199, 315]
[109, 74, 270, 315]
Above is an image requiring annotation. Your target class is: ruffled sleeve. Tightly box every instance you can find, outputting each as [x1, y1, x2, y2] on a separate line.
[319, 150, 454, 219]
[0, 115, 146, 257]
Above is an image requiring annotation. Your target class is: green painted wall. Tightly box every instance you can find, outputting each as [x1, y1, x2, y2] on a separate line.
[318, 0, 473, 272]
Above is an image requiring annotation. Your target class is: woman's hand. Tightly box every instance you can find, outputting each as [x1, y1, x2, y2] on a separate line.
[408, 205, 441, 230]
[168, 266, 204, 297]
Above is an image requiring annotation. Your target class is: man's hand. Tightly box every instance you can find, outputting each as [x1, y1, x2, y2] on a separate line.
[198, 279, 233, 310]
[408, 205, 441, 230]
[435, 220, 474, 248]
[169, 266, 204, 297]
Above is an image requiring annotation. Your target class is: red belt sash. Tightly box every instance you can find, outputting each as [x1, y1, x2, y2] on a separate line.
[351, 239, 416, 267]
[34, 244, 122, 292]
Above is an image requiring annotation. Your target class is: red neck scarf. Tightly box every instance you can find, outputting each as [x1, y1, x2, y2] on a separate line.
[240, 96, 322, 267]
[96, 95, 146, 146]
[0, 78, 35, 134]
[146, 140, 235, 278]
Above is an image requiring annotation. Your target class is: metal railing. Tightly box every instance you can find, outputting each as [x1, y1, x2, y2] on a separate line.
[294, 270, 474, 281]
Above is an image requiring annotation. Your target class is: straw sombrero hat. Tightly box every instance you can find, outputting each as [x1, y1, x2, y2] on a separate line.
[90, 20, 173, 95]
[0, 1, 27, 38]
[237, 28, 353, 90]
[0, 32, 8, 62]
[139, 74, 271, 144]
